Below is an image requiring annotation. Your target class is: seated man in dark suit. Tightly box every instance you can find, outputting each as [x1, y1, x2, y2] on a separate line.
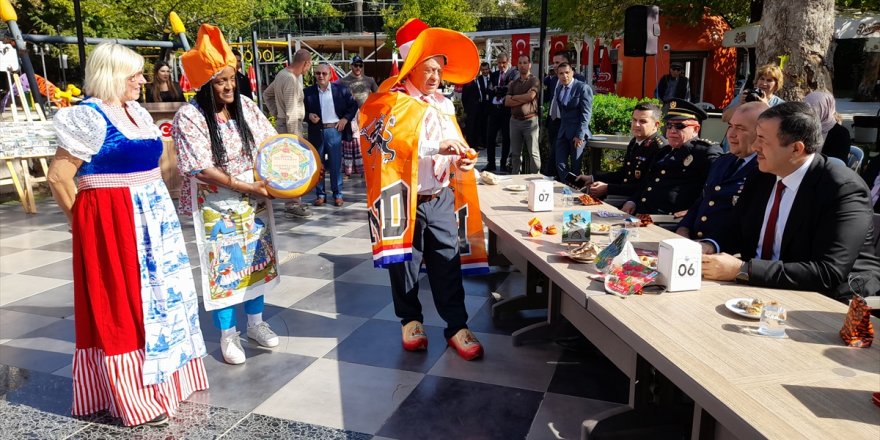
[304, 62, 358, 206]
[702, 102, 880, 300]
[677, 101, 769, 253]
[576, 102, 667, 203]
[621, 99, 722, 215]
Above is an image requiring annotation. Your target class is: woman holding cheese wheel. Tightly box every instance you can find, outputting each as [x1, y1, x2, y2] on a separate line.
[172, 24, 281, 365]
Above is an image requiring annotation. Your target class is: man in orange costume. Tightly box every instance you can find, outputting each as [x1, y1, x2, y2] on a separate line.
[358, 19, 484, 360]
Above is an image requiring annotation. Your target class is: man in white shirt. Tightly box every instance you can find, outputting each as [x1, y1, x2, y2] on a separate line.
[303, 62, 357, 206]
[702, 102, 880, 299]
[360, 22, 484, 360]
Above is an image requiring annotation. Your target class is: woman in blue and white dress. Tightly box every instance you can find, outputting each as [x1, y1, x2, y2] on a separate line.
[47, 43, 207, 427]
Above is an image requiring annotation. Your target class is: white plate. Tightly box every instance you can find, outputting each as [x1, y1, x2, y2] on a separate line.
[504, 184, 527, 192]
[725, 298, 762, 320]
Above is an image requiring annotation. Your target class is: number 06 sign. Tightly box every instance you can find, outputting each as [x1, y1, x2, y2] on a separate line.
[657, 238, 702, 292]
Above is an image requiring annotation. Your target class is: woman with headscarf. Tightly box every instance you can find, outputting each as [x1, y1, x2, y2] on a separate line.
[805, 90, 851, 163]
[172, 24, 282, 365]
[47, 43, 208, 427]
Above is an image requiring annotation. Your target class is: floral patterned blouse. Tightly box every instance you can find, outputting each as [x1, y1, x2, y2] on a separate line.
[172, 96, 276, 215]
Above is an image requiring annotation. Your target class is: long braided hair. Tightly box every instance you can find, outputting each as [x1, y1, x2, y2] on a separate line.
[193, 78, 256, 169]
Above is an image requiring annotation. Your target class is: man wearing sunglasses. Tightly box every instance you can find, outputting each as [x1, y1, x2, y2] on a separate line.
[654, 62, 690, 104]
[337, 55, 378, 108]
[621, 99, 721, 216]
[304, 62, 358, 207]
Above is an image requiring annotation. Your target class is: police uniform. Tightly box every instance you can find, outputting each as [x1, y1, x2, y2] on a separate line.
[593, 132, 667, 198]
[678, 153, 758, 251]
[630, 99, 722, 214]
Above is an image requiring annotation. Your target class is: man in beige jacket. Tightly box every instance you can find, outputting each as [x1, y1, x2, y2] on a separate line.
[263, 48, 314, 217]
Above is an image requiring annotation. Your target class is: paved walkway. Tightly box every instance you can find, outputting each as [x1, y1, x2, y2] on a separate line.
[0, 175, 629, 439]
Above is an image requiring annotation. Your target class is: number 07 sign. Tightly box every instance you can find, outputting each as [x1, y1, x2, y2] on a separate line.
[657, 238, 702, 292]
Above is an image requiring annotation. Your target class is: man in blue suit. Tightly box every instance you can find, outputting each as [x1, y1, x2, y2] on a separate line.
[553, 62, 593, 181]
[677, 101, 768, 253]
[544, 52, 586, 176]
[304, 62, 358, 206]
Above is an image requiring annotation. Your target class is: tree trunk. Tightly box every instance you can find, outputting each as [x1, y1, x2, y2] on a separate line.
[756, 0, 835, 101]
[855, 51, 880, 102]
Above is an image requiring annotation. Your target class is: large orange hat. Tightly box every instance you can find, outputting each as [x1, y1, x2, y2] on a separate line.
[380, 23, 479, 92]
[180, 24, 236, 90]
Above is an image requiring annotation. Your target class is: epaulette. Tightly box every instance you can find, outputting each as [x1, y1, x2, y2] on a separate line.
[652, 133, 669, 147]
[690, 138, 717, 147]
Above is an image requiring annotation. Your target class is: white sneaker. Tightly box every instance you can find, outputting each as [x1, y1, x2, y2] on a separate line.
[220, 332, 246, 365]
[247, 321, 279, 348]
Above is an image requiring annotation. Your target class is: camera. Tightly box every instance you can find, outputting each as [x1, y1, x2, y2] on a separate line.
[743, 88, 765, 103]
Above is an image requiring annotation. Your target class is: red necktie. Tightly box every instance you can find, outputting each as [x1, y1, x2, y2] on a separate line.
[760, 180, 786, 260]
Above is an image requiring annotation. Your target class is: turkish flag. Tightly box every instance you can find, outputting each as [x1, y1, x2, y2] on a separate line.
[247, 65, 257, 94]
[594, 44, 615, 94]
[511, 34, 530, 61]
[581, 41, 589, 66]
[550, 35, 568, 57]
[179, 73, 191, 92]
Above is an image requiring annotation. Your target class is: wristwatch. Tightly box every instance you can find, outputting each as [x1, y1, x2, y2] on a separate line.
[735, 260, 750, 284]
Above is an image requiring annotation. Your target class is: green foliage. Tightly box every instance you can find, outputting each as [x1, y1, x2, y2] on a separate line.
[469, 0, 527, 16]
[252, 0, 340, 22]
[113, 0, 256, 40]
[520, 0, 751, 38]
[590, 94, 660, 135]
[15, 0, 255, 41]
[837, 0, 880, 9]
[520, 0, 878, 38]
[381, 0, 479, 49]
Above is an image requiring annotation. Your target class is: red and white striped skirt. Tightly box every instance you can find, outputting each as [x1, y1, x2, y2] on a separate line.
[72, 349, 208, 426]
[71, 172, 209, 426]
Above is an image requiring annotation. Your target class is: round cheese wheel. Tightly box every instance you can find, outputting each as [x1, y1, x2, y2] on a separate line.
[253, 134, 322, 199]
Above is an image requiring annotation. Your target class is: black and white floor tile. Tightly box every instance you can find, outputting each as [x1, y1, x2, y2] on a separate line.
[0, 175, 631, 439]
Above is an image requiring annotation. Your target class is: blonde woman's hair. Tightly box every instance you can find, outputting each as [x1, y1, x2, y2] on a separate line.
[84, 43, 144, 102]
[755, 63, 784, 94]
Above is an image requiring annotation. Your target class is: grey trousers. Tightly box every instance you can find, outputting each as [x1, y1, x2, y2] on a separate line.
[509, 117, 540, 174]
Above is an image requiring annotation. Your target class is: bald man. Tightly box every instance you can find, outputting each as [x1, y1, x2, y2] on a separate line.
[677, 101, 769, 253]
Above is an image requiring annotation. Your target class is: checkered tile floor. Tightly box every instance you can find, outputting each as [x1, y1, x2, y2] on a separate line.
[0, 175, 629, 439]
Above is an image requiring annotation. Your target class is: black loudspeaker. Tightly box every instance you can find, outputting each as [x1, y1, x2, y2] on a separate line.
[624, 5, 660, 57]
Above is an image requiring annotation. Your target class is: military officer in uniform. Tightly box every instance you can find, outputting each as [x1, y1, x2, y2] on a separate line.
[576, 102, 667, 204]
[677, 101, 769, 252]
[621, 99, 722, 215]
